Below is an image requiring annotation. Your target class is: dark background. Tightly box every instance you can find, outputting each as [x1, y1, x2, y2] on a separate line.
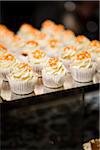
[0, 1, 99, 40]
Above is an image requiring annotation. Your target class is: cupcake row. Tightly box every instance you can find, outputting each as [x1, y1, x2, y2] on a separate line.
[0, 20, 100, 95]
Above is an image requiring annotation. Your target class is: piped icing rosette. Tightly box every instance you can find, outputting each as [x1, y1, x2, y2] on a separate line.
[87, 40, 100, 61]
[18, 40, 40, 62]
[46, 38, 62, 57]
[75, 35, 90, 50]
[17, 23, 39, 41]
[10, 35, 25, 52]
[0, 53, 17, 81]
[42, 57, 67, 88]
[0, 25, 14, 47]
[41, 20, 56, 37]
[0, 44, 8, 56]
[29, 49, 47, 77]
[60, 45, 77, 72]
[61, 29, 75, 44]
[70, 51, 96, 82]
[7, 62, 38, 94]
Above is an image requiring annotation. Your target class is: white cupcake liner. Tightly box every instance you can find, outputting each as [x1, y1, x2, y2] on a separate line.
[7, 76, 38, 95]
[30, 64, 44, 77]
[70, 64, 96, 83]
[0, 68, 12, 81]
[96, 58, 100, 73]
[62, 59, 71, 72]
[42, 70, 65, 88]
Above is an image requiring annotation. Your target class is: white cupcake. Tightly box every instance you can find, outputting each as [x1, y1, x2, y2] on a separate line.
[17, 23, 39, 41]
[0, 53, 17, 81]
[42, 57, 67, 88]
[18, 40, 40, 62]
[0, 25, 14, 48]
[70, 51, 96, 82]
[87, 40, 100, 61]
[41, 20, 56, 37]
[60, 45, 77, 72]
[28, 49, 47, 77]
[7, 62, 38, 95]
[75, 35, 90, 50]
[45, 38, 62, 58]
[61, 29, 75, 44]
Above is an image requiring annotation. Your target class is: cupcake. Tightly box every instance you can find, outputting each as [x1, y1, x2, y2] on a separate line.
[75, 35, 90, 50]
[41, 20, 56, 37]
[10, 35, 25, 52]
[83, 139, 100, 150]
[60, 45, 77, 72]
[19, 40, 39, 62]
[28, 49, 47, 77]
[7, 62, 38, 95]
[87, 40, 100, 61]
[17, 23, 39, 41]
[0, 44, 8, 56]
[61, 29, 76, 45]
[70, 51, 96, 82]
[0, 53, 17, 81]
[0, 25, 14, 47]
[42, 57, 67, 88]
[46, 38, 62, 57]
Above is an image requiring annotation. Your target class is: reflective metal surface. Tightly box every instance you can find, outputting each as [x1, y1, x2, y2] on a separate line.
[0, 72, 99, 102]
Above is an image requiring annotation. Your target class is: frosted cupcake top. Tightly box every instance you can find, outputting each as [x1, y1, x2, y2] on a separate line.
[45, 57, 66, 76]
[0, 53, 16, 68]
[0, 44, 8, 55]
[88, 40, 100, 53]
[9, 62, 34, 81]
[29, 49, 46, 64]
[62, 29, 75, 41]
[61, 45, 77, 60]
[71, 51, 93, 68]
[75, 35, 90, 50]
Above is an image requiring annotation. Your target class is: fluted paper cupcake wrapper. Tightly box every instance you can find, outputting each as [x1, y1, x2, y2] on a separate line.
[62, 59, 72, 73]
[96, 58, 100, 73]
[42, 71, 65, 88]
[0, 68, 12, 81]
[31, 64, 44, 77]
[70, 65, 96, 83]
[7, 76, 38, 95]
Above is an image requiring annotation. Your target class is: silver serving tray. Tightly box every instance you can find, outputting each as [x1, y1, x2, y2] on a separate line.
[0, 72, 100, 102]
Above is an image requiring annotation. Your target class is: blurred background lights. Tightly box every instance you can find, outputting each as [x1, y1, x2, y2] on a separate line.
[64, 1, 76, 12]
[86, 21, 98, 32]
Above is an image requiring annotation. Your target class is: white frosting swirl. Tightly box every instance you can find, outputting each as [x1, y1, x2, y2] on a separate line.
[10, 63, 34, 81]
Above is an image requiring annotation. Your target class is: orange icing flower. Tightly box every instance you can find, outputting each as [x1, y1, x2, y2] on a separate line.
[41, 20, 55, 28]
[76, 35, 87, 43]
[26, 40, 39, 47]
[49, 57, 58, 67]
[64, 46, 77, 51]
[18, 63, 32, 71]
[49, 39, 58, 47]
[0, 44, 8, 53]
[90, 40, 100, 47]
[77, 51, 91, 60]
[0, 53, 15, 61]
[32, 50, 45, 59]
